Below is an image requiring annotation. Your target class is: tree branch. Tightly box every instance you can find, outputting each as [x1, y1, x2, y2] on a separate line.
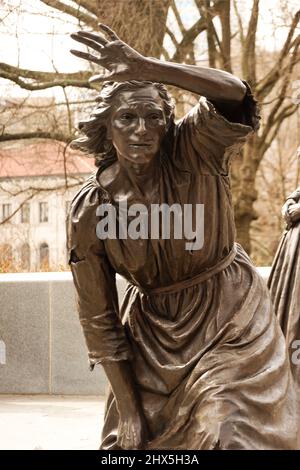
[195, 0, 232, 71]
[242, 0, 259, 85]
[4, 99, 96, 109]
[75, 0, 98, 17]
[0, 192, 37, 225]
[172, 6, 218, 62]
[0, 180, 83, 225]
[0, 63, 91, 90]
[162, 47, 171, 61]
[166, 27, 179, 47]
[218, 0, 232, 72]
[233, 0, 245, 45]
[256, 9, 300, 99]
[51, 60, 73, 135]
[171, 0, 186, 34]
[260, 37, 300, 142]
[0, 132, 72, 143]
[196, 0, 218, 68]
[259, 102, 298, 156]
[41, 0, 98, 28]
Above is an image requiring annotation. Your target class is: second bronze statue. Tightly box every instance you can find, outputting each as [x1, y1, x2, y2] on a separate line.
[269, 186, 300, 394]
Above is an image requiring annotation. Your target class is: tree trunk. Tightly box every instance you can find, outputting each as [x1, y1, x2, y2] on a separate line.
[95, 0, 171, 57]
[231, 135, 260, 253]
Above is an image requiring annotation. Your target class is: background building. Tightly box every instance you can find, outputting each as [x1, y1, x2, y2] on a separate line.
[0, 140, 94, 271]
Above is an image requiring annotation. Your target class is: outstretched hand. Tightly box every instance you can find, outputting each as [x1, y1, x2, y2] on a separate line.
[70, 24, 147, 83]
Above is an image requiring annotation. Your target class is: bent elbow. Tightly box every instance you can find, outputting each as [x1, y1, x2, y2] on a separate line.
[232, 79, 247, 102]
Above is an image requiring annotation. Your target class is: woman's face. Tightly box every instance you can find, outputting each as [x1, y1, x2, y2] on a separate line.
[108, 86, 167, 165]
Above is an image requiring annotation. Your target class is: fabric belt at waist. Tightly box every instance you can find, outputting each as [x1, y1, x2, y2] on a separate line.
[131, 244, 237, 296]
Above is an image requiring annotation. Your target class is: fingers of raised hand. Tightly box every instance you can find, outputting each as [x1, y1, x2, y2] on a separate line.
[70, 33, 104, 53]
[99, 23, 120, 41]
[71, 24, 120, 54]
[76, 31, 108, 47]
[70, 49, 103, 67]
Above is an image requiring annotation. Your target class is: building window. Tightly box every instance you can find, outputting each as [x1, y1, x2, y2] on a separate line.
[2, 204, 11, 221]
[39, 243, 49, 270]
[20, 243, 30, 271]
[21, 204, 30, 223]
[39, 202, 48, 223]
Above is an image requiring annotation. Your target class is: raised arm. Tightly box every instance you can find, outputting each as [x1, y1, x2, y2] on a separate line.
[70, 24, 246, 105]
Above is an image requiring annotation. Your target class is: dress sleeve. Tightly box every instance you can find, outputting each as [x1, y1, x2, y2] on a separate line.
[176, 80, 260, 175]
[67, 175, 132, 370]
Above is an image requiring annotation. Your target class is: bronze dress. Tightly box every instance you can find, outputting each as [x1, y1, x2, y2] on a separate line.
[68, 85, 298, 450]
[268, 188, 300, 391]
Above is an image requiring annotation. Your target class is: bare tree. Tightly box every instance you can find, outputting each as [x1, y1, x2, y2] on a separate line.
[251, 111, 300, 265]
[231, 1, 300, 251]
[1, 0, 299, 254]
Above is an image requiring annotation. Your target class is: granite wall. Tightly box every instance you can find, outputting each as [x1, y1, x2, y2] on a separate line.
[0, 269, 270, 394]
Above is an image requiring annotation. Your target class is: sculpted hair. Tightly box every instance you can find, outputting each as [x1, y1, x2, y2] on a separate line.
[71, 80, 175, 168]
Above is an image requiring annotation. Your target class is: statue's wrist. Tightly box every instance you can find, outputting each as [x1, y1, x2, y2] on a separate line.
[118, 398, 142, 419]
[140, 56, 164, 81]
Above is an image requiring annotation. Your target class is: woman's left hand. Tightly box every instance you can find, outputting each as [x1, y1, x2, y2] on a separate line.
[282, 199, 295, 225]
[70, 24, 147, 83]
[286, 203, 300, 225]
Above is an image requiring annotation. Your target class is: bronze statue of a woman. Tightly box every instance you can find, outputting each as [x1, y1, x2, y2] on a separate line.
[68, 24, 298, 450]
[269, 185, 300, 391]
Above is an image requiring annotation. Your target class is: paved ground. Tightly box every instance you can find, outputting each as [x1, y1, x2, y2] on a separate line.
[0, 395, 105, 450]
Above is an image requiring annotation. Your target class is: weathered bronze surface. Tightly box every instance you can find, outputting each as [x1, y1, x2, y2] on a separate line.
[269, 188, 300, 391]
[68, 25, 299, 450]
